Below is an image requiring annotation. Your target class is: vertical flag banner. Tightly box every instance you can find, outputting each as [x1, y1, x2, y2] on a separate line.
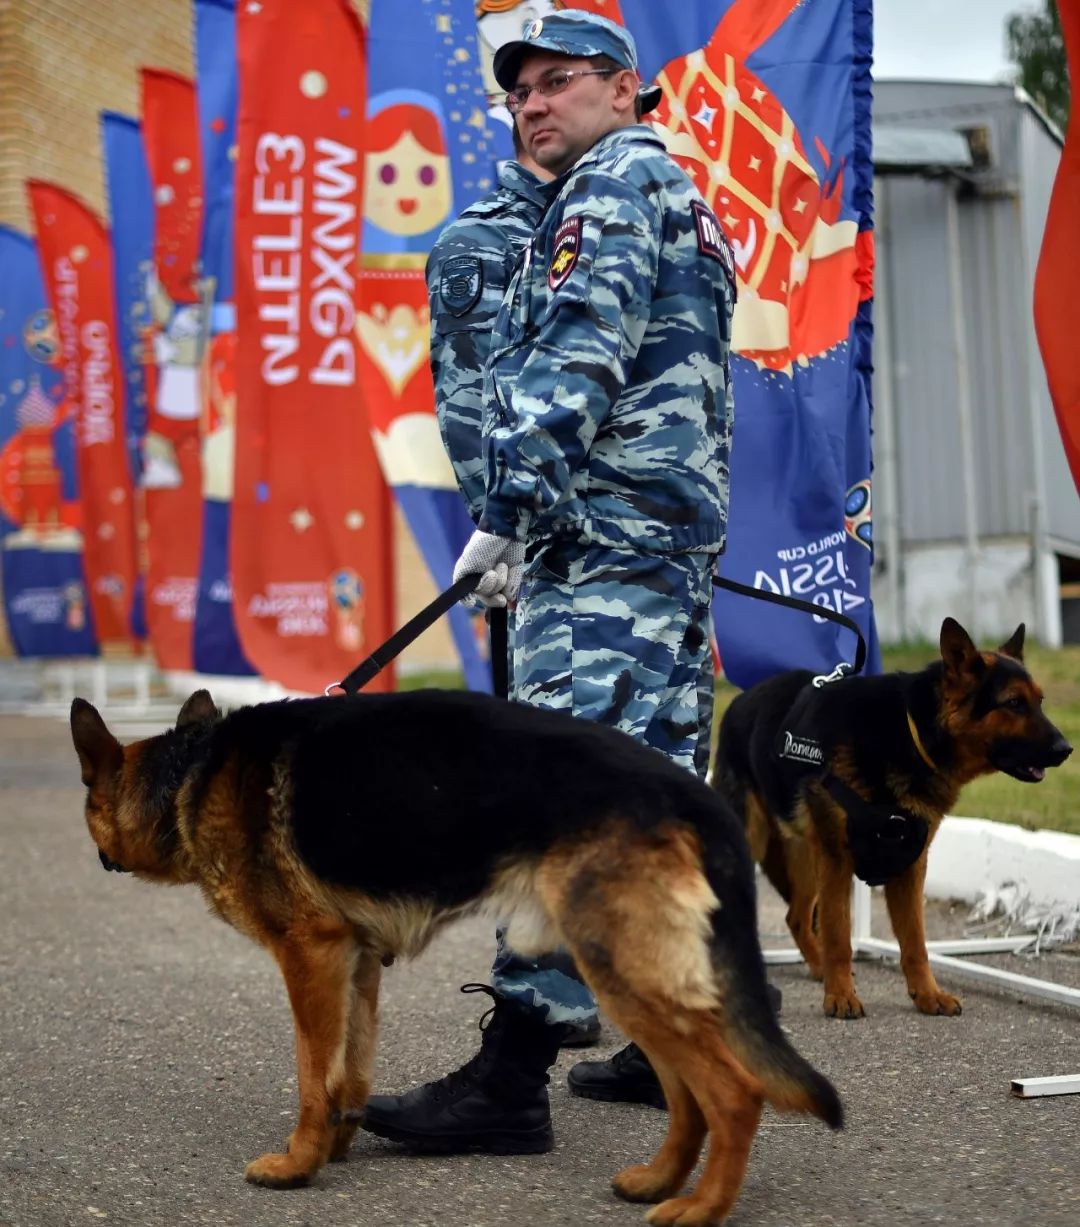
[1034, 0, 1080, 492]
[357, 0, 498, 692]
[27, 183, 138, 646]
[139, 68, 208, 670]
[193, 0, 255, 675]
[0, 226, 97, 656]
[613, 0, 879, 684]
[100, 113, 154, 484]
[234, 0, 395, 694]
[101, 110, 155, 643]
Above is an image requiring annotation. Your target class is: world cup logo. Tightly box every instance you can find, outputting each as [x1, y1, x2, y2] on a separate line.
[328, 568, 366, 653]
[23, 308, 60, 365]
[844, 479, 872, 550]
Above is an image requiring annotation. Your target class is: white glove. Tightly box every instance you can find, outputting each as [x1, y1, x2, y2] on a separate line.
[453, 530, 525, 608]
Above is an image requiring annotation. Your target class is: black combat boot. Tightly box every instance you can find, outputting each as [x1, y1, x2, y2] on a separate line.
[360, 984, 566, 1154]
[567, 1041, 666, 1108]
[567, 982, 782, 1109]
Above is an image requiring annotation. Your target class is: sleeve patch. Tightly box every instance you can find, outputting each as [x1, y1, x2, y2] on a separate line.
[439, 255, 483, 317]
[548, 216, 583, 291]
[691, 201, 736, 291]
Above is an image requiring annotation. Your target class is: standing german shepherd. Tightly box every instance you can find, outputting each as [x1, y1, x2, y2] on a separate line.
[714, 618, 1072, 1020]
[71, 687, 840, 1225]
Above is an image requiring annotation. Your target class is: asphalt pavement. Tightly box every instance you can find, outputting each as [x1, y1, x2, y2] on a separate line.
[2, 708, 1079, 1227]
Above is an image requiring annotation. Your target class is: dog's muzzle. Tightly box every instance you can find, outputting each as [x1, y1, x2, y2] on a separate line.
[98, 848, 129, 873]
[992, 735, 1072, 783]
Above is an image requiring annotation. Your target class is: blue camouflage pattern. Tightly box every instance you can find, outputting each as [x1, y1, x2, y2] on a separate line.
[490, 926, 598, 1029]
[426, 161, 555, 524]
[513, 543, 715, 773]
[481, 123, 735, 554]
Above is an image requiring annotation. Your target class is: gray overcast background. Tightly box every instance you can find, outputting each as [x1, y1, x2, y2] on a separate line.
[874, 0, 1033, 82]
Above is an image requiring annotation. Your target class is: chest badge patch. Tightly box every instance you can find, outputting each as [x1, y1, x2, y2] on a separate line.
[440, 255, 483, 317]
[548, 216, 582, 291]
[691, 201, 737, 292]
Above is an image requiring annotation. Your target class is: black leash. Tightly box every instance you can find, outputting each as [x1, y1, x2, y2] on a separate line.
[488, 606, 509, 700]
[712, 575, 867, 677]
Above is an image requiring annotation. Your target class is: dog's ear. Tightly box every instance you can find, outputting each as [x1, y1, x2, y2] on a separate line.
[998, 623, 1025, 661]
[176, 689, 218, 728]
[70, 698, 123, 789]
[939, 617, 984, 677]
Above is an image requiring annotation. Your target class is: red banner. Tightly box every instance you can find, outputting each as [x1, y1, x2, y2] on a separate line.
[27, 182, 137, 645]
[1034, 0, 1080, 491]
[140, 69, 205, 306]
[139, 68, 207, 671]
[233, 0, 394, 693]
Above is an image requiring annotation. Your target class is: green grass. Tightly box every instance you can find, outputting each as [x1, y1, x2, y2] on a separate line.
[401, 643, 1080, 838]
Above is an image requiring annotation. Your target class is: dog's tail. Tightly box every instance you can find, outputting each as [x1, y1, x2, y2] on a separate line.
[700, 815, 843, 1131]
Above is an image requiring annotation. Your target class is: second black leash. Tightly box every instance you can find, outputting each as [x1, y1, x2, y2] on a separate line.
[326, 569, 867, 698]
[712, 575, 867, 677]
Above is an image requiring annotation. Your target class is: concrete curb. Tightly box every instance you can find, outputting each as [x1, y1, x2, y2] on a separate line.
[927, 815, 1080, 912]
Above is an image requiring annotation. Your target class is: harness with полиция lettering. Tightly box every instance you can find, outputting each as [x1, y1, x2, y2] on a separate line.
[771, 672, 930, 886]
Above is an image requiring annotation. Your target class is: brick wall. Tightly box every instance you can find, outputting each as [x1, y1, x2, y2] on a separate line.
[0, 0, 457, 675]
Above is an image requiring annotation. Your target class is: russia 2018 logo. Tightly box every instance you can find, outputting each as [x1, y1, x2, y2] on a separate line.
[844, 479, 872, 549]
[23, 308, 59, 365]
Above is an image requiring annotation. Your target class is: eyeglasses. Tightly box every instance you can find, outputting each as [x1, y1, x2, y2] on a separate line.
[504, 68, 616, 115]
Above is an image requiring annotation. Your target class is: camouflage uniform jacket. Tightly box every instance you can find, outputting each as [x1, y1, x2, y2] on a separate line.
[480, 124, 736, 555]
[426, 162, 555, 524]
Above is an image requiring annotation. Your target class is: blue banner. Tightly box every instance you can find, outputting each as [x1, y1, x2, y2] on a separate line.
[101, 110, 154, 641]
[0, 226, 97, 656]
[191, 0, 255, 675]
[358, 0, 502, 691]
[196, 0, 237, 309]
[100, 113, 153, 483]
[619, 0, 880, 684]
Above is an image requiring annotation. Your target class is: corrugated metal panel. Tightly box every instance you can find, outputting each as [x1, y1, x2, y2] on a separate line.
[956, 194, 1035, 537]
[874, 175, 968, 542]
[871, 82, 1080, 554]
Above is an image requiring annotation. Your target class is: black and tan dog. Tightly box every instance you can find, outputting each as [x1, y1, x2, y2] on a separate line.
[71, 687, 840, 1225]
[714, 618, 1071, 1020]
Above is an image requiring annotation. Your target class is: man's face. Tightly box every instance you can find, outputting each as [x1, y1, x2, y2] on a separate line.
[513, 50, 631, 176]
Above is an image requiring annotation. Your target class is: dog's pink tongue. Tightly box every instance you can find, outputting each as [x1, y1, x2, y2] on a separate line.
[1032, 766, 1046, 782]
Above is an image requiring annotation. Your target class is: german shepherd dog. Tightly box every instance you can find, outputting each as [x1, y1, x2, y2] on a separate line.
[71, 687, 841, 1224]
[714, 618, 1072, 1020]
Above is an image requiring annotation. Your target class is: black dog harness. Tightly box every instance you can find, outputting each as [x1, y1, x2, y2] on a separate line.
[773, 673, 931, 886]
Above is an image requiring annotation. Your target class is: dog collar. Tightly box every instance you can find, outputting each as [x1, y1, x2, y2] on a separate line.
[906, 709, 938, 773]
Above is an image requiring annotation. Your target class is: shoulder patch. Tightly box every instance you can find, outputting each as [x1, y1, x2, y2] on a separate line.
[439, 255, 483, 317]
[691, 201, 737, 292]
[548, 216, 582, 291]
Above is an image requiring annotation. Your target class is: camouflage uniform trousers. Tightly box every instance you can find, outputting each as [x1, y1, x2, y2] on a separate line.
[490, 541, 716, 1026]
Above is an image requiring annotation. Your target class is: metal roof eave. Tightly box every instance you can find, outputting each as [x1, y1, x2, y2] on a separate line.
[872, 124, 974, 174]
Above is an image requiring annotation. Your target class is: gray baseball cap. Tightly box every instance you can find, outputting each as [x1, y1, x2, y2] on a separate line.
[494, 10, 653, 105]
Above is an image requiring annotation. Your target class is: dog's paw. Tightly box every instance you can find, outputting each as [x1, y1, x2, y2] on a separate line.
[823, 990, 865, 1020]
[646, 1194, 727, 1226]
[613, 1163, 684, 1204]
[911, 988, 962, 1016]
[244, 1152, 315, 1189]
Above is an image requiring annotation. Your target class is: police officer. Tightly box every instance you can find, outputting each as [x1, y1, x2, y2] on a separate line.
[364, 11, 736, 1154]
